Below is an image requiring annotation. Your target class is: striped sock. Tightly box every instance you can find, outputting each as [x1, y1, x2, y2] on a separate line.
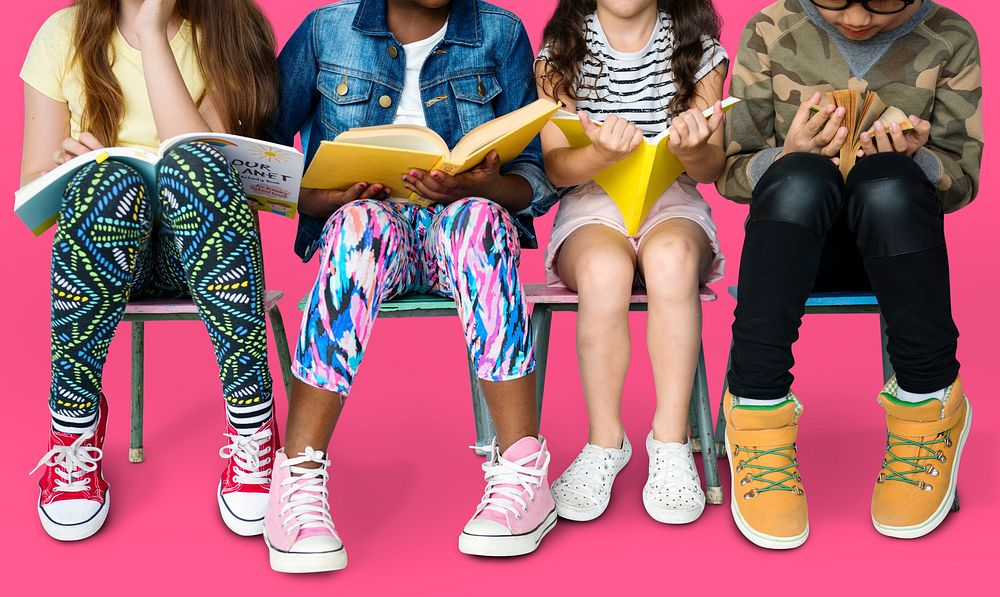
[227, 397, 274, 436]
[51, 409, 98, 435]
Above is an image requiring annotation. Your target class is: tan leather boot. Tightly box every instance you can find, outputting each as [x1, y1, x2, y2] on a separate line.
[723, 390, 808, 549]
[872, 376, 971, 538]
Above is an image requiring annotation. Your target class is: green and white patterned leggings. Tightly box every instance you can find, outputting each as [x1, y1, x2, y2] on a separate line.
[48, 142, 273, 434]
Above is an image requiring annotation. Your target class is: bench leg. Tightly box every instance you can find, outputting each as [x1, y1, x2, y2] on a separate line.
[469, 353, 494, 456]
[879, 314, 894, 383]
[692, 344, 722, 505]
[267, 304, 294, 400]
[715, 340, 734, 455]
[130, 322, 145, 463]
[530, 305, 552, 426]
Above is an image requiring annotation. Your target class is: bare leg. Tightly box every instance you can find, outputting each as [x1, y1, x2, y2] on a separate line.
[557, 225, 637, 449]
[284, 379, 345, 461]
[481, 373, 538, 453]
[638, 219, 713, 443]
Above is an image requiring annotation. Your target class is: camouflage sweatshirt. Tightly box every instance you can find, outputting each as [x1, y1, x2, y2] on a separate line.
[718, 0, 983, 212]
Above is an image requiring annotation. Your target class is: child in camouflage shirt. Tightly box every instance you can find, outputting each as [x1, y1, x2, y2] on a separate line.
[716, 0, 981, 549]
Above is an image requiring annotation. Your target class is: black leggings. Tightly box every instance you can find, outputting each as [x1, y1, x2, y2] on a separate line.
[728, 152, 960, 398]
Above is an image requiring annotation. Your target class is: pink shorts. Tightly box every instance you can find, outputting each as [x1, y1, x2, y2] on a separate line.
[544, 177, 725, 295]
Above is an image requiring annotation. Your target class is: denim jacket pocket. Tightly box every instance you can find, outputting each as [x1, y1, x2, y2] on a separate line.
[449, 73, 502, 134]
[318, 66, 374, 136]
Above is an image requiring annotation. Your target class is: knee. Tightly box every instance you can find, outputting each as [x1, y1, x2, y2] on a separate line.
[572, 248, 635, 310]
[846, 154, 943, 256]
[63, 160, 151, 229]
[158, 141, 239, 210]
[641, 235, 702, 292]
[751, 152, 844, 234]
[440, 198, 515, 248]
[321, 199, 400, 252]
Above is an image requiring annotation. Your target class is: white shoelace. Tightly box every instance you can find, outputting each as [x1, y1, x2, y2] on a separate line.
[647, 444, 697, 490]
[475, 446, 549, 520]
[30, 431, 103, 493]
[557, 445, 616, 499]
[279, 447, 336, 532]
[219, 427, 273, 485]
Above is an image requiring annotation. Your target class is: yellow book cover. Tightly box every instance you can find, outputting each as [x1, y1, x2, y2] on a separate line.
[551, 97, 739, 235]
[813, 89, 912, 178]
[301, 99, 560, 204]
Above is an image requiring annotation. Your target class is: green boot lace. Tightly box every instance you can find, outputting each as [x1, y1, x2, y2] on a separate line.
[734, 443, 803, 500]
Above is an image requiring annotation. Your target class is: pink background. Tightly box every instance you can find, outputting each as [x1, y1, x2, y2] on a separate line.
[2, 0, 996, 593]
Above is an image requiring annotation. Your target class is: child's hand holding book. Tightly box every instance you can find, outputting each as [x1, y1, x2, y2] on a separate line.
[858, 115, 930, 158]
[778, 92, 850, 162]
[401, 150, 503, 204]
[667, 100, 726, 160]
[297, 183, 391, 219]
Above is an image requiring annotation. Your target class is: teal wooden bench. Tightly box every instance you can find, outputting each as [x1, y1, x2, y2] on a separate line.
[124, 290, 294, 463]
[524, 283, 725, 506]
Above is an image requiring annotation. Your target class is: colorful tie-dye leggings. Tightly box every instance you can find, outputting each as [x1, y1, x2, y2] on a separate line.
[48, 142, 272, 432]
[294, 198, 535, 396]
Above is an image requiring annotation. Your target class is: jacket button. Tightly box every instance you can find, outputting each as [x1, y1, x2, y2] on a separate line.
[379, 95, 393, 108]
[388, 45, 399, 59]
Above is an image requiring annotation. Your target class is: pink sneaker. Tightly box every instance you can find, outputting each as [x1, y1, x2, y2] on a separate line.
[31, 395, 110, 541]
[218, 417, 279, 536]
[459, 436, 557, 557]
[263, 448, 347, 573]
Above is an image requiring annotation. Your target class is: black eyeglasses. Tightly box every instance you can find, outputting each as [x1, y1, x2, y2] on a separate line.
[810, 0, 917, 15]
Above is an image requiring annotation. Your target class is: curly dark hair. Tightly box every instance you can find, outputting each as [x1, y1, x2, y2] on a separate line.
[539, 0, 722, 116]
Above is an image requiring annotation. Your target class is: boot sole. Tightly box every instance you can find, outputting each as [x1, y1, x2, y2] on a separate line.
[217, 481, 265, 537]
[872, 400, 972, 539]
[38, 490, 111, 542]
[725, 434, 808, 549]
[458, 508, 557, 557]
[264, 529, 348, 573]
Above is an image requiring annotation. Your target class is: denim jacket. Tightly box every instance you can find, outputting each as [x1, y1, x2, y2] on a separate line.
[272, 0, 556, 261]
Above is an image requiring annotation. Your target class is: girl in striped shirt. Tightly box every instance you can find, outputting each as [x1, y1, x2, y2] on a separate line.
[535, 0, 727, 525]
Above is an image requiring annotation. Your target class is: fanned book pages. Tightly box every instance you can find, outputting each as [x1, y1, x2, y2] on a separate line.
[300, 99, 560, 206]
[15, 133, 304, 236]
[814, 89, 912, 178]
[551, 97, 740, 235]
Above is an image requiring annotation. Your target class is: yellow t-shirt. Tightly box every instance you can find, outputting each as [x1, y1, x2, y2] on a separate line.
[20, 7, 206, 152]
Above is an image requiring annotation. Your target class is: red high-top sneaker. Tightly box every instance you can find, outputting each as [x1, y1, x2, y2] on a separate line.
[32, 395, 110, 541]
[218, 417, 279, 536]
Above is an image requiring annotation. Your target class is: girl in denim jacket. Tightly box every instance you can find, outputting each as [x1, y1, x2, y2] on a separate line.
[266, 0, 558, 571]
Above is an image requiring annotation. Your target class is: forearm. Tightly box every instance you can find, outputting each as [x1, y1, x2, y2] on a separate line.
[679, 145, 725, 184]
[481, 173, 533, 211]
[544, 145, 615, 187]
[140, 34, 213, 138]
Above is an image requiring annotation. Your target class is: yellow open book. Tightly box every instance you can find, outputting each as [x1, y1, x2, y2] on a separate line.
[814, 89, 912, 178]
[551, 97, 739, 235]
[301, 99, 560, 204]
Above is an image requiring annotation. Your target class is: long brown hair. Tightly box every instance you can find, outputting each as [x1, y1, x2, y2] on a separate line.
[72, 0, 279, 145]
[540, 0, 722, 116]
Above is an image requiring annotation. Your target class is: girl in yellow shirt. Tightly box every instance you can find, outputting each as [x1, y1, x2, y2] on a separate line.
[22, 0, 279, 541]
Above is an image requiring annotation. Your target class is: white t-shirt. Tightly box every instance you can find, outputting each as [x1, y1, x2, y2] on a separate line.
[540, 11, 727, 137]
[393, 22, 448, 127]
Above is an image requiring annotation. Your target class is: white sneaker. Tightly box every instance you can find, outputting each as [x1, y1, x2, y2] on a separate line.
[551, 435, 632, 521]
[643, 431, 705, 524]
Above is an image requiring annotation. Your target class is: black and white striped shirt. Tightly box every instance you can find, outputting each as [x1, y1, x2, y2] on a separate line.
[542, 11, 727, 137]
